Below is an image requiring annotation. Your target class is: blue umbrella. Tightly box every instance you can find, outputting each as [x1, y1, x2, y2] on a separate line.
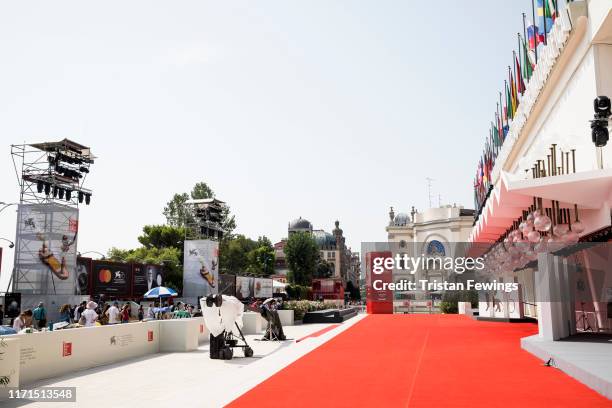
[144, 286, 178, 298]
[143, 286, 178, 319]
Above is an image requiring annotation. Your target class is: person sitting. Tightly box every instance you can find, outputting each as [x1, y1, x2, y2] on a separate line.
[59, 304, 72, 323]
[13, 309, 33, 331]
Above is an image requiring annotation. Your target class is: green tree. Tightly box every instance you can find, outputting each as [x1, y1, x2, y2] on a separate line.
[246, 245, 276, 277]
[315, 258, 332, 279]
[163, 193, 191, 227]
[284, 232, 319, 286]
[219, 235, 257, 274]
[190, 182, 214, 200]
[138, 225, 185, 249]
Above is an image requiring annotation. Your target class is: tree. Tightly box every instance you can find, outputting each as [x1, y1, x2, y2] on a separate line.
[246, 245, 276, 277]
[190, 182, 214, 200]
[163, 193, 191, 226]
[219, 235, 257, 274]
[315, 258, 332, 279]
[346, 280, 361, 300]
[138, 225, 185, 249]
[284, 232, 319, 286]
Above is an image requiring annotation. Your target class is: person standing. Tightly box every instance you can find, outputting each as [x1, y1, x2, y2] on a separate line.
[74, 301, 86, 323]
[106, 302, 120, 325]
[80, 301, 98, 327]
[120, 304, 130, 323]
[33, 302, 47, 330]
[137, 305, 144, 321]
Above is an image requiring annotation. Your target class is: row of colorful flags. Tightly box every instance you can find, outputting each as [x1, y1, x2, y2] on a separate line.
[474, 0, 559, 212]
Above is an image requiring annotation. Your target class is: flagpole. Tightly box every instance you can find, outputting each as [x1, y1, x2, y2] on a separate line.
[543, 0, 548, 45]
[517, 34, 522, 85]
[531, 0, 538, 63]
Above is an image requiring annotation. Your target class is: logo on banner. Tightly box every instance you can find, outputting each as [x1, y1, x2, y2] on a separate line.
[62, 342, 72, 357]
[148, 331, 154, 342]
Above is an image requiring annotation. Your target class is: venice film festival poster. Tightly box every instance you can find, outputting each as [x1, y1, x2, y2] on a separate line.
[183, 240, 219, 298]
[14, 203, 79, 295]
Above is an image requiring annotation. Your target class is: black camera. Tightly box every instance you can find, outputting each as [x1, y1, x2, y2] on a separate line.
[592, 96, 610, 147]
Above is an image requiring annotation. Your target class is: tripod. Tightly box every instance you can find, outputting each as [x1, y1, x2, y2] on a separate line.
[576, 302, 593, 332]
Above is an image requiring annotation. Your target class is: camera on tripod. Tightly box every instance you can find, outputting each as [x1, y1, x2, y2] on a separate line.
[591, 96, 611, 147]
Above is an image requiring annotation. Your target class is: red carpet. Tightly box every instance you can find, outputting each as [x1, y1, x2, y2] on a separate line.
[227, 314, 612, 407]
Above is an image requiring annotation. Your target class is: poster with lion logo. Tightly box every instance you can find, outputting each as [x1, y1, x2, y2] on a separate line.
[183, 240, 219, 298]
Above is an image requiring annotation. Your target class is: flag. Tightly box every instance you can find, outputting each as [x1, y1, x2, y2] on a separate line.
[509, 70, 518, 116]
[537, 0, 554, 36]
[522, 36, 534, 80]
[505, 81, 512, 121]
[515, 54, 526, 94]
[527, 22, 539, 49]
[492, 121, 500, 147]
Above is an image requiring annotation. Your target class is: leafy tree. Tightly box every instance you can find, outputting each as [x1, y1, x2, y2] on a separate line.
[246, 245, 276, 277]
[315, 258, 332, 279]
[163, 193, 191, 227]
[284, 232, 318, 286]
[219, 235, 257, 274]
[190, 182, 214, 200]
[346, 280, 361, 300]
[138, 225, 185, 249]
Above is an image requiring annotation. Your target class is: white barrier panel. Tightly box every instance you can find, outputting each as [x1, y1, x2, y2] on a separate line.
[242, 312, 263, 335]
[277, 310, 294, 326]
[0, 337, 21, 399]
[159, 319, 198, 352]
[13, 321, 160, 385]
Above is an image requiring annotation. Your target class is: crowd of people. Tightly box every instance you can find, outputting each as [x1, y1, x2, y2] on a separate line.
[9, 299, 200, 332]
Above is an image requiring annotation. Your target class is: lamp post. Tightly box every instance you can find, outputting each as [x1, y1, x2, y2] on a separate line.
[77, 251, 106, 259]
[0, 238, 14, 248]
[0, 202, 18, 214]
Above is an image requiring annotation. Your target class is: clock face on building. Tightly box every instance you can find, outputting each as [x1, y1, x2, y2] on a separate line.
[426, 240, 445, 257]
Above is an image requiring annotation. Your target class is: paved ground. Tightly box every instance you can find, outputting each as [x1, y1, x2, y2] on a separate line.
[4, 317, 365, 408]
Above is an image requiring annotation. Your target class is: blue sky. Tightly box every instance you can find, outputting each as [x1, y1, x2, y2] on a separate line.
[0, 0, 541, 289]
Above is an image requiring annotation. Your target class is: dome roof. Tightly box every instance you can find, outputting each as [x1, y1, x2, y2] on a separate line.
[394, 213, 410, 226]
[289, 217, 312, 230]
[312, 230, 336, 248]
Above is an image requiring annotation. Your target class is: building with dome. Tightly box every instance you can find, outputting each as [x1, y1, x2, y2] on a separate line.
[274, 217, 359, 287]
[385, 204, 475, 310]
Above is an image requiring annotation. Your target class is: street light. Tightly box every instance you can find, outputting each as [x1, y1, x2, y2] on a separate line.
[0, 202, 18, 214]
[0, 238, 15, 248]
[77, 251, 106, 259]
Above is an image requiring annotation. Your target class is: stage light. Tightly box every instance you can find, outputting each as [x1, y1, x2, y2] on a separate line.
[79, 166, 89, 173]
[58, 188, 65, 199]
[44, 183, 51, 195]
[592, 122, 609, 147]
[66, 190, 72, 201]
[594, 96, 611, 118]
[37, 180, 44, 193]
[85, 193, 91, 205]
[78, 191, 84, 203]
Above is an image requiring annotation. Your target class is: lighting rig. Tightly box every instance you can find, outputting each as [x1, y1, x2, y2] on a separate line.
[184, 198, 225, 240]
[591, 96, 610, 169]
[11, 139, 95, 207]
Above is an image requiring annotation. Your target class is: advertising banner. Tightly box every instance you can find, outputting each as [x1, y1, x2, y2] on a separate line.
[91, 260, 132, 297]
[75, 257, 91, 296]
[254, 278, 273, 298]
[13, 203, 79, 295]
[3, 293, 21, 318]
[183, 240, 219, 298]
[219, 274, 236, 297]
[133, 264, 164, 297]
[235, 276, 254, 300]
